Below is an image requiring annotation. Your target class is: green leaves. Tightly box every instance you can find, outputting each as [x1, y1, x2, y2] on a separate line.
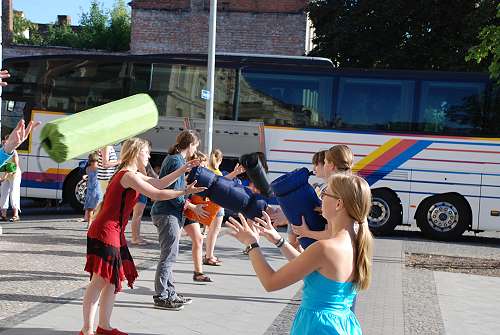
[307, 0, 498, 72]
[466, 4, 500, 83]
[12, 0, 131, 52]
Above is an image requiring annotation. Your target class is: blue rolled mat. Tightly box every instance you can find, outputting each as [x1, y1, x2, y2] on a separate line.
[187, 166, 267, 219]
[271, 167, 327, 248]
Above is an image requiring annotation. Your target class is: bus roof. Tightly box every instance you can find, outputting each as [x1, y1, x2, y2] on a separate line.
[3, 52, 335, 70]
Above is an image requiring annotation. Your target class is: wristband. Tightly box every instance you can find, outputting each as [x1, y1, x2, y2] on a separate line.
[245, 242, 260, 254]
[275, 236, 286, 248]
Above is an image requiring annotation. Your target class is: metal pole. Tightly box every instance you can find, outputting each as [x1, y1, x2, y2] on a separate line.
[204, 0, 217, 155]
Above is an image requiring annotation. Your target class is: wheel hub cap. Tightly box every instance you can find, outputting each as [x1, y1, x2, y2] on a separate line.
[427, 201, 459, 232]
[369, 198, 390, 228]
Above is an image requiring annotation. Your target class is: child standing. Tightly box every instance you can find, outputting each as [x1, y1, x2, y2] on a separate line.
[84, 152, 102, 226]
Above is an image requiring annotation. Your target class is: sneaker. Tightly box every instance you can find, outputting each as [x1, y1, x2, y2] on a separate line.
[173, 294, 192, 305]
[153, 299, 184, 311]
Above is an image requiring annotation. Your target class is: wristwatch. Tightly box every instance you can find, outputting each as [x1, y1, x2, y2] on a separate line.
[244, 242, 260, 254]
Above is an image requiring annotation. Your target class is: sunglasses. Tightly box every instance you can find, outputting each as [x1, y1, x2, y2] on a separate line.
[319, 189, 339, 200]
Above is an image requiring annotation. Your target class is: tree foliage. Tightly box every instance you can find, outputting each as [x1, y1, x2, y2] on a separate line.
[307, 0, 498, 72]
[466, 4, 500, 82]
[12, 0, 130, 51]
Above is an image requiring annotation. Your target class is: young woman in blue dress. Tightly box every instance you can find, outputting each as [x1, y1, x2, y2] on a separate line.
[227, 173, 373, 335]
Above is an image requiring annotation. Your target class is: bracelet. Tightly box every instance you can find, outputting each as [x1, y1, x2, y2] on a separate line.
[275, 236, 286, 248]
[245, 242, 260, 254]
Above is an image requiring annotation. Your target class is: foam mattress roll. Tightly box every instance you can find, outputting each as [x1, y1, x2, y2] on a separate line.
[271, 167, 327, 248]
[40, 94, 158, 163]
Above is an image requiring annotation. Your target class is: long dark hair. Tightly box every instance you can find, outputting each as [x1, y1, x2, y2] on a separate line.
[168, 130, 200, 155]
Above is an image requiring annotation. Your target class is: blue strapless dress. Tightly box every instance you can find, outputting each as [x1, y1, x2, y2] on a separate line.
[291, 271, 362, 335]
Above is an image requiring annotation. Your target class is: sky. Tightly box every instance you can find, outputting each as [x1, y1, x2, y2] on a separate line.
[13, 0, 118, 24]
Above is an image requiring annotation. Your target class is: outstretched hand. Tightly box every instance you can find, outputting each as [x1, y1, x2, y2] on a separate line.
[4, 119, 42, 153]
[291, 216, 311, 238]
[232, 163, 246, 176]
[0, 70, 10, 87]
[226, 213, 260, 245]
[185, 180, 207, 195]
[183, 159, 201, 173]
[251, 211, 282, 244]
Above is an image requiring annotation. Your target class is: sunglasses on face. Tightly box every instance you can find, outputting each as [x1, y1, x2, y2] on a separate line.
[319, 188, 339, 201]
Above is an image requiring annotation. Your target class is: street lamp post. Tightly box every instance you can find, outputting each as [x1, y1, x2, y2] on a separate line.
[204, 0, 217, 155]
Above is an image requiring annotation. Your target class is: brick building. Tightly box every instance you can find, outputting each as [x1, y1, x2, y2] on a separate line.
[130, 0, 312, 55]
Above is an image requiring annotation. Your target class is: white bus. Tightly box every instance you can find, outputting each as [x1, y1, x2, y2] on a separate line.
[2, 53, 499, 240]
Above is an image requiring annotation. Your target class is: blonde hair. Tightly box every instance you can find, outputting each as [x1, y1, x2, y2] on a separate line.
[92, 138, 148, 219]
[115, 137, 149, 174]
[325, 145, 354, 172]
[208, 148, 223, 170]
[328, 173, 373, 290]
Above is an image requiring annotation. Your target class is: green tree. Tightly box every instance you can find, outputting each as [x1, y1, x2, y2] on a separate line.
[12, 12, 43, 45]
[77, 0, 109, 50]
[307, 0, 498, 71]
[45, 24, 78, 47]
[108, 0, 131, 51]
[466, 4, 500, 82]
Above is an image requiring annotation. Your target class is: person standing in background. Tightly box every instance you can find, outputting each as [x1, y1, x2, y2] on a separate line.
[97, 145, 120, 196]
[0, 136, 22, 222]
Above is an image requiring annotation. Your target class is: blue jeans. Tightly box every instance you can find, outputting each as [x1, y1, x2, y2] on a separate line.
[152, 214, 182, 301]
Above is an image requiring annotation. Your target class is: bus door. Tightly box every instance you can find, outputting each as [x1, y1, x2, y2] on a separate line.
[479, 168, 500, 231]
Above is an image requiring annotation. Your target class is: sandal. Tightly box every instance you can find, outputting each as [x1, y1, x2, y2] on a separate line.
[1, 215, 7, 222]
[202, 256, 222, 266]
[193, 271, 213, 282]
[9, 216, 20, 222]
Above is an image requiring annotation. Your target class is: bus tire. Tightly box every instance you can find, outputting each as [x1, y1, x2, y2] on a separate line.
[415, 193, 470, 241]
[63, 169, 86, 213]
[368, 188, 402, 235]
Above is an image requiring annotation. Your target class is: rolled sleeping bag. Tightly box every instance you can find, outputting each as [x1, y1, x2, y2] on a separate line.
[187, 166, 267, 219]
[40, 94, 158, 163]
[271, 167, 327, 249]
[184, 194, 221, 226]
[240, 153, 272, 197]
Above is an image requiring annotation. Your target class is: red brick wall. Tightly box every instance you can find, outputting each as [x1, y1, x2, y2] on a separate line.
[2, 45, 124, 60]
[215, 0, 306, 13]
[130, 0, 307, 55]
[130, 0, 191, 11]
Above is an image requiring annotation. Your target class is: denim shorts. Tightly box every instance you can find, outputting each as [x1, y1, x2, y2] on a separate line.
[216, 208, 225, 218]
[138, 194, 148, 204]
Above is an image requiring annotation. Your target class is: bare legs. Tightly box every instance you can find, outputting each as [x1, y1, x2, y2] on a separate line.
[205, 215, 223, 262]
[131, 202, 146, 244]
[81, 274, 116, 335]
[183, 223, 204, 273]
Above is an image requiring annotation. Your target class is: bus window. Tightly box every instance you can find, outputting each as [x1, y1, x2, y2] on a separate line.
[129, 62, 152, 95]
[4, 60, 43, 100]
[41, 59, 127, 113]
[149, 64, 235, 120]
[238, 70, 333, 128]
[416, 81, 485, 135]
[483, 84, 500, 136]
[335, 78, 415, 131]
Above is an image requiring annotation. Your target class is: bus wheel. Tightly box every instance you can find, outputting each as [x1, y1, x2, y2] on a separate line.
[63, 169, 86, 212]
[368, 188, 402, 235]
[416, 194, 470, 241]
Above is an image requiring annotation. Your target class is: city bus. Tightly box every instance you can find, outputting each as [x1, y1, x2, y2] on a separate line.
[2, 53, 499, 240]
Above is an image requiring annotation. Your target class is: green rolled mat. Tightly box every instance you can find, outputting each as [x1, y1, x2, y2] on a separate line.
[0, 162, 16, 173]
[40, 94, 158, 163]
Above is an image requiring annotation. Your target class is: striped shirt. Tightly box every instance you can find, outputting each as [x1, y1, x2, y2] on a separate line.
[97, 146, 117, 181]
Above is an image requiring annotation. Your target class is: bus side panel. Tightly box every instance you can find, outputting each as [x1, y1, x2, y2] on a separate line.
[22, 111, 66, 200]
[479, 174, 500, 231]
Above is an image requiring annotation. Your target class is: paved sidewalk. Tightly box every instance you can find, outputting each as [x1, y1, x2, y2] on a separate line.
[2, 218, 499, 334]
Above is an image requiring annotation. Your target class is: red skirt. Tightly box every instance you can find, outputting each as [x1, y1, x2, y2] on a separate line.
[85, 236, 138, 293]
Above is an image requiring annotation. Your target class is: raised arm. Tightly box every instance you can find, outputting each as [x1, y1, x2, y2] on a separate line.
[144, 159, 199, 189]
[121, 171, 205, 201]
[227, 213, 323, 292]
